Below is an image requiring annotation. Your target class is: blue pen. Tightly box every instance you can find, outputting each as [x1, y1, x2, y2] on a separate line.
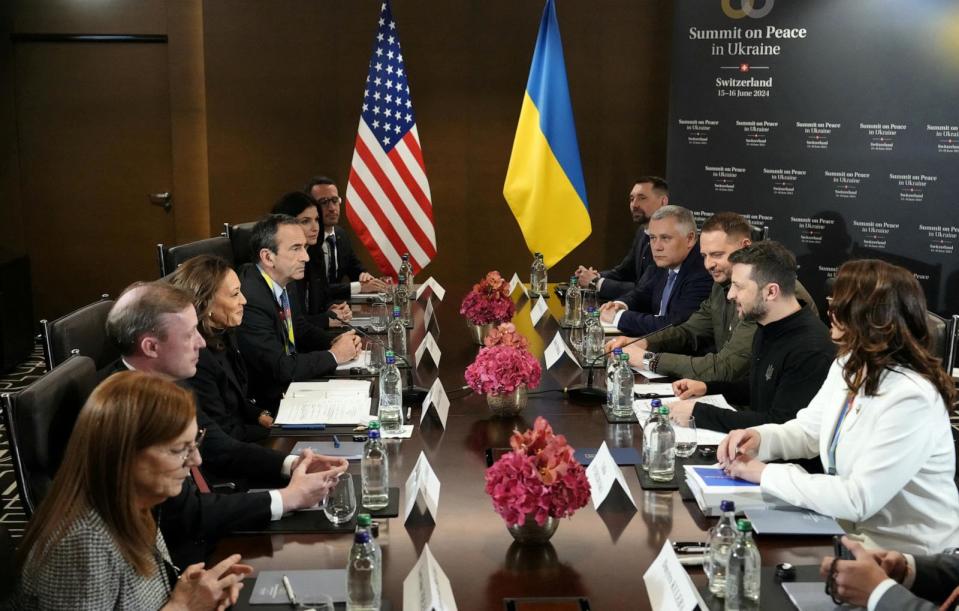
[332, 435, 341, 448]
[277, 424, 326, 430]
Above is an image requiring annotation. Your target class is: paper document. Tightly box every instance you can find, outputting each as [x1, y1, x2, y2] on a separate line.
[602, 322, 622, 335]
[634, 382, 676, 397]
[631, 365, 666, 379]
[291, 441, 365, 460]
[633, 395, 733, 445]
[745, 507, 845, 535]
[335, 350, 370, 371]
[249, 569, 347, 605]
[286, 379, 371, 398]
[781, 581, 844, 611]
[275, 395, 372, 426]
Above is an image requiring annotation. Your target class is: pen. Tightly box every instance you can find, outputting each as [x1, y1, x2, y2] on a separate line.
[281, 574, 297, 607]
[332, 435, 341, 448]
[274, 424, 327, 430]
[678, 555, 708, 566]
[675, 545, 710, 554]
[672, 541, 708, 548]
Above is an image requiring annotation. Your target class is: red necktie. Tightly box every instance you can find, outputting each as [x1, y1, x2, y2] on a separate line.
[190, 466, 211, 494]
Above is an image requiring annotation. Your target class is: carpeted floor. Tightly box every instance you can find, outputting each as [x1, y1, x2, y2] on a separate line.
[0, 344, 47, 539]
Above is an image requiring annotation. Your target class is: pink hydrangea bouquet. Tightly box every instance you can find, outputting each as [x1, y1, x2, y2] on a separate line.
[485, 417, 591, 526]
[465, 341, 541, 395]
[483, 322, 529, 350]
[459, 271, 516, 325]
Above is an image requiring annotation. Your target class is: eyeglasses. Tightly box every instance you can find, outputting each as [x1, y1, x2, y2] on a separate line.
[172, 428, 206, 466]
[316, 196, 342, 207]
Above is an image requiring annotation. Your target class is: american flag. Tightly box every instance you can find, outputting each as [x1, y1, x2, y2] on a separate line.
[345, 1, 435, 277]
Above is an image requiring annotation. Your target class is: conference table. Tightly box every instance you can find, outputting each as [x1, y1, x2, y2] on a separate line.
[217, 281, 833, 610]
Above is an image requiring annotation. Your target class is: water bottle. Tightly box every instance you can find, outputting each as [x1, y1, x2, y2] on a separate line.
[707, 500, 738, 597]
[361, 422, 389, 510]
[356, 513, 382, 565]
[402, 253, 414, 293]
[564, 276, 582, 327]
[648, 406, 675, 482]
[395, 274, 411, 324]
[387, 306, 407, 359]
[378, 351, 403, 434]
[530, 252, 547, 296]
[641, 399, 663, 472]
[583, 308, 604, 361]
[606, 347, 624, 406]
[724, 519, 761, 610]
[398, 254, 411, 289]
[612, 353, 635, 418]
[346, 529, 381, 611]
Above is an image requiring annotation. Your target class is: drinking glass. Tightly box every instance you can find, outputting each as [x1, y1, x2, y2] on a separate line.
[367, 339, 385, 374]
[370, 299, 389, 332]
[322, 473, 357, 525]
[568, 324, 584, 352]
[581, 288, 598, 317]
[675, 416, 698, 458]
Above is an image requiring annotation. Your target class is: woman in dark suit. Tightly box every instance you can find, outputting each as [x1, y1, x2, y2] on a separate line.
[170, 255, 272, 442]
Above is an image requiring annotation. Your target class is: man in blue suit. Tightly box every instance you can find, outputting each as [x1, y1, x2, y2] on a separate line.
[599, 205, 712, 337]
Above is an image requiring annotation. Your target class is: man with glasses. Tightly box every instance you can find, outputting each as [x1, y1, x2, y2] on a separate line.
[101, 281, 348, 566]
[306, 176, 387, 300]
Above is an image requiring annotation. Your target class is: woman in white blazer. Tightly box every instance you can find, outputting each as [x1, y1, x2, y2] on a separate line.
[718, 259, 959, 554]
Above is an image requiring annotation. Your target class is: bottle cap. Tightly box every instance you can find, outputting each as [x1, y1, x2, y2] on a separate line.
[650, 398, 662, 408]
[368, 420, 381, 430]
[354, 530, 371, 544]
[736, 519, 752, 532]
[392, 306, 401, 316]
[570, 276, 577, 283]
[658, 406, 670, 415]
[775, 562, 796, 582]
[612, 347, 623, 355]
[720, 500, 736, 512]
[620, 353, 630, 361]
[357, 513, 372, 527]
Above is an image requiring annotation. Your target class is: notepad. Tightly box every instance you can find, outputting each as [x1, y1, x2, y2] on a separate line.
[745, 508, 845, 536]
[292, 440, 365, 460]
[249, 569, 347, 605]
[276, 380, 373, 425]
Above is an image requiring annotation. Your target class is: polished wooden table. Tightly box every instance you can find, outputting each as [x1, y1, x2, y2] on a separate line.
[217, 282, 831, 610]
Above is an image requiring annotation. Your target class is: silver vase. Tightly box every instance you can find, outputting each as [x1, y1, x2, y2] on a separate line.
[486, 384, 528, 416]
[468, 322, 495, 345]
[507, 514, 559, 545]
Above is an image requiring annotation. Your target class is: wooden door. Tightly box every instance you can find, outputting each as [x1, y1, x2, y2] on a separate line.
[14, 39, 176, 319]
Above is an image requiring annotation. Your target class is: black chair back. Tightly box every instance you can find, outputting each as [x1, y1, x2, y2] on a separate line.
[39, 295, 116, 371]
[1, 355, 97, 518]
[928, 312, 949, 369]
[946, 314, 958, 375]
[749, 225, 769, 242]
[156, 235, 234, 277]
[0, 524, 16, 605]
[229, 221, 257, 266]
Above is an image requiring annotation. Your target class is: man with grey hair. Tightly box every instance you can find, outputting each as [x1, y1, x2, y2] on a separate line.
[599, 205, 712, 337]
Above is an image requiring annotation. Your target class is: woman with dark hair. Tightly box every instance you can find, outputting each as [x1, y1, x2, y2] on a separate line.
[170, 255, 271, 441]
[718, 259, 959, 554]
[13, 372, 252, 609]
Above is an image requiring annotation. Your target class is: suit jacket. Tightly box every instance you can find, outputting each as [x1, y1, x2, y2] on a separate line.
[599, 226, 653, 300]
[185, 331, 269, 442]
[235, 263, 337, 413]
[615, 245, 713, 337]
[877, 554, 959, 611]
[315, 225, 366, 302]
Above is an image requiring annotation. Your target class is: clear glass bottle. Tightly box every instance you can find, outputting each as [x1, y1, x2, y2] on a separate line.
[346, 529, 381, 611]
[611, 352, 635, 418]
[583, 308, 604, 362]
[724, 519, 761, 610]
[648, 406, 676, 482]
[378, 351, 403, 434]
[397, 254, 411, 291]
[530, 252, 547, 296]
[387, 306, 407, 359]
[564, 275, 582, 327]
[402, 253, 414, 293]
[361, 422, 389, 510]
[641, 398, 663, 472]
[356, 513, 382, 565]
[395, 274, 411, 324]
[606, 347, 624, 407]
[707, 500, 737, 597]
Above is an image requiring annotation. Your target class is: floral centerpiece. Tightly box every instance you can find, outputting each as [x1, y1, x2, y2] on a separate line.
[485, 417, 591, 543]
[460, 271, 516, 343]
[465, 323, 541, 415]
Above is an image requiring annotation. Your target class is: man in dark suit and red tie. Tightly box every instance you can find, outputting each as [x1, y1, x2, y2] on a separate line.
[599, 205, 713, 337]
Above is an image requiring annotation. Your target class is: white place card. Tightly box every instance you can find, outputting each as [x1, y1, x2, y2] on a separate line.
[415, 276, 446, 301]
[530, 295, 549, 326]
[508, 272, 529, 298]
[584, 442, 636, 509]
[404, 451, 441, 522]
[403, 543, 458, 611]
[544, 332, 581, 370]
[643, 540, 707, 611]
[414, 332, 442, 368]
[420, 378, 450, 428]
[424, 297, 437, 332]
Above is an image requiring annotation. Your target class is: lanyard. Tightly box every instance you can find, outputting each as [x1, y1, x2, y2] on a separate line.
[827, 392, 856, 475]
[260, 269, 296, 355]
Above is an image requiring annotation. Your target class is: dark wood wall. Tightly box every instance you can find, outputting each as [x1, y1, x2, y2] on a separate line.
[3, 0, 671, 320]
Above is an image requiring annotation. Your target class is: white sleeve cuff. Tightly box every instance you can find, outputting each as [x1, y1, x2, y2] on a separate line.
[902, 554, 917, 589]
[350, 281, 361, 295]
[866, 578, 898, 611]
[595, 277, 605, 290]
[612, 309, 626, 327]
[281, 454, 297, 478]
[268, 490, 284, 521]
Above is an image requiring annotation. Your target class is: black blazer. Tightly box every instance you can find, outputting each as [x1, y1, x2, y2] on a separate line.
[315, 225, 366, 302]
[235, 263, 337, 413]
[599, 226, 654, 300]
[616, 244, 713, 337]
[185, 331, 269, 442]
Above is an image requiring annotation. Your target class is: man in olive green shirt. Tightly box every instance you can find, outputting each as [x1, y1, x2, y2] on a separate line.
[608, 212, 817, 382]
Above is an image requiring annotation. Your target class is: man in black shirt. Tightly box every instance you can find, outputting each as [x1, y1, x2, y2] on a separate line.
[667, 241, 835, 433]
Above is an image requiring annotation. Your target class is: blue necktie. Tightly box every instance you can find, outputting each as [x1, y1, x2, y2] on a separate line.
[659, 270, 678, 316]
[279, 288, 296, 354]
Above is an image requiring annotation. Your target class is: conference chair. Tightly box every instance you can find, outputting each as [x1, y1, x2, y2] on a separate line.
[750, 225, 769, 242]
[0, 524, 15, 604]
[1, 355, 97, 518]
[927, 312, 953, 373]
[946, 314, 958, 375]
[39, 294, 117, 371]
[156, 235, 234, 278]
[227, 221, 257, 267]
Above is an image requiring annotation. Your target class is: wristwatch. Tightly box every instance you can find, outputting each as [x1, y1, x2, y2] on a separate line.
[644, 351, 660, 372]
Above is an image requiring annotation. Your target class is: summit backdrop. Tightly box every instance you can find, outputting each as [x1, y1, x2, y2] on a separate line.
[666, 0, 959, 314]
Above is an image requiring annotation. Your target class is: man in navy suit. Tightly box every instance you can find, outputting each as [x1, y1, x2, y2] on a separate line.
[574, 176, 669, 300]
[599, 205, 712, 337]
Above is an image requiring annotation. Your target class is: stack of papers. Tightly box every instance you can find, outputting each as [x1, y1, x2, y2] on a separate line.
[684, 465, 784, 516]
[335, 350, 371, 371]
[276, 380, 373, 425]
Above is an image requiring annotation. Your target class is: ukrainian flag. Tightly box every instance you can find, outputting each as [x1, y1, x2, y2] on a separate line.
[504, 0, 591, 269]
